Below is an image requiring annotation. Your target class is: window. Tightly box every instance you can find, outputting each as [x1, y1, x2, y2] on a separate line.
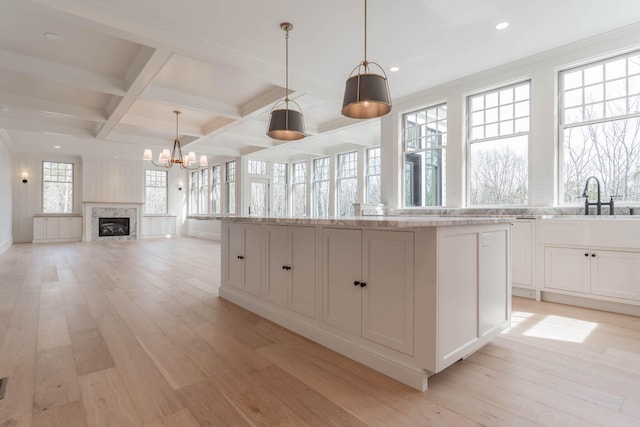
[312, 157, 330, 217]
[199, 168, 209, 214]
[273, 162, 288, 217]
[190, 170, 199, 214]
[468, 81, 530, 205]
[366, 147, 381, 204]
[403, 104, 447, 207]
[337, 151, 358, 217]
[248, 159, 267, 175]
[292, 161, 307, 216]
[144, 170, 167, 214]
[226, 161, 236, 214]
[560, 51, 640, 203]
[211, 165, 221, 214]
[42, 161, 73, 213]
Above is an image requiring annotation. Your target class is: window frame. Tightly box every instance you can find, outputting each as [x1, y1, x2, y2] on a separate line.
[211, 165, 221, 214]
[42, 161, 74, 214]
[292, 161, 307, 217]
[226, 160, 236, 214]
[366, 146, 381, 205]
[336, 151, 358, 217]
[312, 157, 330, 217]
[199, 168, 209, 214]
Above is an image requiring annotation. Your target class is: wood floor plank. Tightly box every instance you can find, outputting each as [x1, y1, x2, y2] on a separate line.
[37, 308, 72, 351]
[95, 312, 183, 423]
[33, 345, 81, 413]
[64, 303, 97, 333]
[69, 328, 115, 376]
[144, 408, 201, 427]
[79, 368, 142, 427]
[32, 400, 87, 427]
[176, 379, 252, 427]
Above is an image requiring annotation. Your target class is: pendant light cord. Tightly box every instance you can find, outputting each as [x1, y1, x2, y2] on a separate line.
[363, 0, 368, 67]
[285, 26, 290, 104]
[174, 110, 179, 141]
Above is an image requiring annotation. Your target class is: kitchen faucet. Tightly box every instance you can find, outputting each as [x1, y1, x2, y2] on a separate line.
[581, 176, 614, 215]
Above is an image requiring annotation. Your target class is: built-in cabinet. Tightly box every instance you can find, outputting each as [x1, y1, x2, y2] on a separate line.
[33, 216, 82, 243]
[541, 218, 640, 306]
[142, 215, 176, 238]
[219, 219, 511, 391]
[511, 219, 535, 294]
[322, 228, 414, 355]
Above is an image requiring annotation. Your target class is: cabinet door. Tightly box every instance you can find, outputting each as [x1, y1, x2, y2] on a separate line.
[289, 226, 316, 318]
[544, 247, 590, 293]
[225, 223, 245, 289]
[322, 228, 361, 335]
[362, 230, 414, 355]
[591, 250, 640, 300]
[58, 218, 71, 239]
[45, 218, 59, 239]
[70, 217, 82, 239]
[243, 224, 263, 296]
[33, 218, 47, 240]
[479, 230, 509, 337]
[512, 220, 533, 287]
[265, 225, 290, 306]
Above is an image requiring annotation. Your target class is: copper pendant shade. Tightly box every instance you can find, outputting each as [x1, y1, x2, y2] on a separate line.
[342, 0, 392, 119]
[267, 22, 306, 140]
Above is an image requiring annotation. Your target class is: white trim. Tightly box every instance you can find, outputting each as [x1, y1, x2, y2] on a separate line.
[0, 237, 12, 256]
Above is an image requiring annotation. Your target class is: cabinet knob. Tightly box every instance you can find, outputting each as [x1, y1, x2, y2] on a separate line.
[353, 281, 360, 286]
[237, 255, 245, 260]
[584, 253, 589, 257]
[282, 265, 291, 270]
[360, 282, 367, 287]
[591, 253, 596, 257]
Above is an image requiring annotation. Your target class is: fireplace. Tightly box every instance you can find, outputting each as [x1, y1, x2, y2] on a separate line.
[99, 217, 130, 237]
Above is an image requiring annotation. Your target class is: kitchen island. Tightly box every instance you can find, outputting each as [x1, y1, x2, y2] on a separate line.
[219, 216, 512, 391]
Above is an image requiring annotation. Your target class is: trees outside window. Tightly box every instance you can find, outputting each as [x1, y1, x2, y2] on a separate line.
[190, 170, 199, 214]
[337, 151, 358, 217]
[226, 161, 236, 214]
[42, 161, 73, 213]
[199, 168, 209, 214]
[273, 162, 288, 217]
[560, 51, 640, 203]
[312, 157, 329, 217]
[211, 165, 221, 214]
[366, 147, 381, 204]
[468, 81, 530, 206]
[292, 161, 307, 216]
[145, 170, 167, 214]
[403, 104, 447, 207]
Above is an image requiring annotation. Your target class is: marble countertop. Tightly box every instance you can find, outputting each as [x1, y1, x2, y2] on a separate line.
[203, 215, 515, 228]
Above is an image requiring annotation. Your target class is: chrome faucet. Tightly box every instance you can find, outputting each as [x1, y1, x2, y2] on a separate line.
[581, 176, 614, 215]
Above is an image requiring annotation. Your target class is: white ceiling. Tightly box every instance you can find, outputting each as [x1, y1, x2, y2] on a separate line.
[2, 0, 640, 162]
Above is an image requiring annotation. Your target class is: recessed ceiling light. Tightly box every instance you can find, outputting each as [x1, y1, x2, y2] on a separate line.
[495, 22, 509, 30]
[53, 145, 61, 149]
[0, 106, 7, 112]
[43, 32, 63, 41]
[390, 66, 400, 72]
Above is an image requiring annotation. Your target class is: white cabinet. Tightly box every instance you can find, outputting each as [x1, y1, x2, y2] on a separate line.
[265, 225, 316, 318]
[224, 223, 262, 296]
[512, 220, 534, 289]
[322, 228, 414, 355]
[33, 216, 82, 243]
[545, 246, 640, 300]
[143, 216, 177, 238]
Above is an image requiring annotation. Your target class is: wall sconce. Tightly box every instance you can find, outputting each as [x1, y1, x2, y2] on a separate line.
[177, 182, 183, 191]
[21, 171, 28, 184]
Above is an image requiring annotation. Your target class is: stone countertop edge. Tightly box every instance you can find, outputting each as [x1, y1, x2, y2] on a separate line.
[201, 215, 515, 228]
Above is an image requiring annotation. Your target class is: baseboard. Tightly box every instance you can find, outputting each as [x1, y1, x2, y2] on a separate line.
[188, 231, 221, 241]
[513, 287, 536, 299]
[542, 291, 640, 317]
[0, 237, 12, 256]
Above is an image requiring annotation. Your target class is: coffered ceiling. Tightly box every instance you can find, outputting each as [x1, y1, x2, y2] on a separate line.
[2, 0, 640, 162]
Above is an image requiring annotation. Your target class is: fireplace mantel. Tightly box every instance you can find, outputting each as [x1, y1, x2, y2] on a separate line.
[82, 202, 143, 242]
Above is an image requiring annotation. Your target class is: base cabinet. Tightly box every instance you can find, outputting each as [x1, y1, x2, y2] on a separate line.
[220, 220, 510, 391]
[143, 216, 177, 238]
[512, 219, 534, 289]
[545, 246, 640, 301]
[33, 216, 82, 243]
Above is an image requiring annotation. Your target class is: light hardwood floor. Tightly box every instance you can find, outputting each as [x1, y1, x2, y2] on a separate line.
[1, 238, 639, 426]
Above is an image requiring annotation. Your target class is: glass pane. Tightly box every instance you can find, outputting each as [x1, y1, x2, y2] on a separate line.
[563, 88, 583, 108]
[564, 106, 583, 124]
[564, 70, 582, 90]
[485, 92, 498, 108]
[500, 104, 514, 120]
[471, 96, 484, 111]
[499, 88, 513, 104]
[485, 123, 499, 138]
[605, 79, 627, 100]
[584, 65, 603, 85]
[585, 103, 605, 121]
[472, 111, 484, 126]
[250, 182, 267, 216]
[485, 107, 498, 123]
[605, 58, 626, 80]
[584, 84, 604, 103]
[470, 135, 528, 205]
[499, 120, 514, 135]
[629, 55, 640, 75]
[337, 177, 357, 217]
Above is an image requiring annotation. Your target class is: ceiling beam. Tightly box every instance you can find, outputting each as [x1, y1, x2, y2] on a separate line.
[95, 47, 172, 139]
[0, 49, 126, 96]
[142, 85, 241, 119]
[0, 117, 93, 138]
[0, 91, 106, 123]
[117, 116, 203, 138]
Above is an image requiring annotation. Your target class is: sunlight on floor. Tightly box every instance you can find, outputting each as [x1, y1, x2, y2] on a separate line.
[522, 314, 598, 343]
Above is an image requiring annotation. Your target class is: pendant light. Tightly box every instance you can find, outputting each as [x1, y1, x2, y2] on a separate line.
[267, 22, 306, 141]
[143, 111, 208, 170]
[342, 0, 392, 119]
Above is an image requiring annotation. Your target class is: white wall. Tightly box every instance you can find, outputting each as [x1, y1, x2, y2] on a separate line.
[382, 24, 640, 209]
[0, 133, 12, 254]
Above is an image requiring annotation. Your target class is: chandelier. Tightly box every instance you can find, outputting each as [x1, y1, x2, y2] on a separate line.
[143, 110, 208, 169]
